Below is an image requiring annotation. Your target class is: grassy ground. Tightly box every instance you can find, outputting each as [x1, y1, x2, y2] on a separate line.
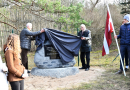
[61, 49, 130, 90]
[27, 49, 120, 70]
[26, 49, 130, 90]
[2, 49, 130, 90]
[63, 69, 130, 90]
[64, 71, 130, 90]
[1, 49, 120, 70]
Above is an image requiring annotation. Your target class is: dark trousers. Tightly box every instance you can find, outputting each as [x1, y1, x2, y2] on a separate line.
[10, 80, 24, 90]
[80, 51, 90, 68]
[125, 50, 128, 66]
[120, 45, 130, 70]
[21, 49, 28, 69]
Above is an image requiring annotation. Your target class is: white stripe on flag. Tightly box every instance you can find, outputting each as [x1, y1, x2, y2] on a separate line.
[108, 18, 111, 32]
[108, 18, 112, 32]
[103, 34, 109, 54]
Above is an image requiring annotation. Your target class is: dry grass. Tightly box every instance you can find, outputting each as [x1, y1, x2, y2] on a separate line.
[63, 49, 130, 90]
[27, 49, 130, 90]
[2, 49, 130, 90]
[64, 70, 130, 90]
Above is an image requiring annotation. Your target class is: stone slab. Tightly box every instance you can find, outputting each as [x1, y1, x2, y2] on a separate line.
[34, 46, 76, 69]
[31, 67, 79, 78]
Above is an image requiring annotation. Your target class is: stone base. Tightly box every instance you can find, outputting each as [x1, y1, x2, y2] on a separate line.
[31, 67, 79, 78]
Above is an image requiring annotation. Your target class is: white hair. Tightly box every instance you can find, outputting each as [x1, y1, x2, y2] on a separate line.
[26, 23, 32, 27]
[80, 24, 86, 30]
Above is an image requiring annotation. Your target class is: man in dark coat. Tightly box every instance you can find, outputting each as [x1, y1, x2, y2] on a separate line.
[78, 24, 92, 71]
[20, 23, 45, 72]
[115, 14, 130, 74]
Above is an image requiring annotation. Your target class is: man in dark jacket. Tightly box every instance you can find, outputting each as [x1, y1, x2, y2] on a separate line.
[78, 24, 92, 71]
[115, 14, 130, 74]
[20, 23, 45, 72]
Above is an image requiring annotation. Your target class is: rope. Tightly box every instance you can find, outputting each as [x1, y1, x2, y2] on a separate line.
[112, 53, 119, 63]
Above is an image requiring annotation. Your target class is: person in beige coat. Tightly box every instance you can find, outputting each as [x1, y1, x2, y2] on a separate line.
[4, 34, 28, 90]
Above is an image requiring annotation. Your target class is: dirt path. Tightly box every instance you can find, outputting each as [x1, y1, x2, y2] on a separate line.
[23, 66, 105, 90]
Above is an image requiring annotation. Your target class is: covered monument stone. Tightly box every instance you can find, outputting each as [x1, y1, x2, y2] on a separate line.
[31, 29, 81, 78]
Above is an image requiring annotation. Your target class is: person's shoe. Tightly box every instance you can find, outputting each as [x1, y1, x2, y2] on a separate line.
[79, 67, 86, 69]
[125, 68, 129, 72]
[85, 68, 89, 71]
[115, 70, 122, 74]
[28, 71, 31, 73]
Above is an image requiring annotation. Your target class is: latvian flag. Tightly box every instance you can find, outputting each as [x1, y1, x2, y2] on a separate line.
[102, 7, 113, 56]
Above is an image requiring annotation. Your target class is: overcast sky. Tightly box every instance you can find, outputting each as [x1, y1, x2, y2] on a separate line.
[100, 0, 119, 4]
[82, 0, 119, 5]
[81, 0, 119, 7]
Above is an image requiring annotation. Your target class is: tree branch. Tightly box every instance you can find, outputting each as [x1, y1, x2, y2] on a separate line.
[90, 0, 94, 5]
[91, 0, 99, 12]
[0, 20, 17, 30]
[7, 0, 22, 7]
[0, 12, 16, 22]
[29, 11, 55, 22]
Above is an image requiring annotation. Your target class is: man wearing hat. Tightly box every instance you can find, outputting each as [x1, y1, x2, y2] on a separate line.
[115, 14, 130, 74]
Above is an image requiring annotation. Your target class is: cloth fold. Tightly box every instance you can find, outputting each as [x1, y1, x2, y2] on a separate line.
[35, 28, 81, 64]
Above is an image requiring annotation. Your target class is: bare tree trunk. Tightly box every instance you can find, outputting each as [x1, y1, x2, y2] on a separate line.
[90, 0, 100, 12]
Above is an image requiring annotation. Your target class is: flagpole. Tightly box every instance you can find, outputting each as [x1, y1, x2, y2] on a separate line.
[106, 4, 126, 76]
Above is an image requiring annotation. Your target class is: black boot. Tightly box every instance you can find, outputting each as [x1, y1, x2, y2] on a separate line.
[85, 68, 89, 71]
[115, 69, 122, 74]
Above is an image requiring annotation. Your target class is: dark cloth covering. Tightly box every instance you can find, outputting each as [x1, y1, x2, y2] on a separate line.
[35, 28, 81, 64]
[35, 32, 45, 51]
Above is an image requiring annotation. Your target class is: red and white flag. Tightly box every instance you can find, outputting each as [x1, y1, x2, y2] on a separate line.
[102, 8, 113, 56]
